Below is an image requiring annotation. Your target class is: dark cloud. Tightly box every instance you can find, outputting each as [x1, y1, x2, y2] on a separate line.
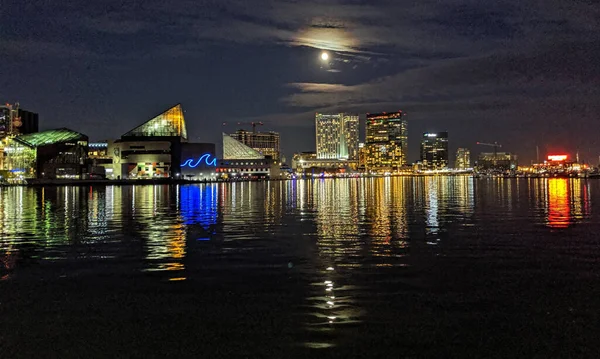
[1, 0, 599, 162]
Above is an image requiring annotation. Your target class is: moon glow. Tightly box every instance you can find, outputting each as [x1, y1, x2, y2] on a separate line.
[321, 52, 329, 61]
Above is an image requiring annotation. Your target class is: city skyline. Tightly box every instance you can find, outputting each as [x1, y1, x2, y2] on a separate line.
[3, 2, 600, 356]
[2, 1, 599, 164]
[2, 101, 592, 171]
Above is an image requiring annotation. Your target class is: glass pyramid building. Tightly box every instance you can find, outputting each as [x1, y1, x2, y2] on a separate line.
[223, 133, 265, 160]
[122, 104, 188, 140]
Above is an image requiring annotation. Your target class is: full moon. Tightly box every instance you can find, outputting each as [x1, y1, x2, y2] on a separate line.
[321, 52, 329, 61]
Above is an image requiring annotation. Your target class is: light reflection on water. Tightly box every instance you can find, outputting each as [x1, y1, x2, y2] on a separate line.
[0, 177, 599, 351]
[0, 178, 595, 268]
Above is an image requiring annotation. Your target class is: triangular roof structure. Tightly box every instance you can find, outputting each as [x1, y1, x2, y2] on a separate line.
[122, 104, 188, 140]
[223, 133, 265, 160]
[15, 128, 88, 148]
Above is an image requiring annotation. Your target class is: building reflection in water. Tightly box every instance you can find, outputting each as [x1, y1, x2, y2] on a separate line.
[457, 176, 475, 216]
[0, 184, 224, 281]
[546, 179, 591, 229]
[179, 184, 219, 231]
[547, 179, 570, 228]
[216, 181, 284, 241]
[425, 177, 439, 235]
[303, 179, 363, 348]
[130, 185, 187, 279]
[364, 177, 410, 249]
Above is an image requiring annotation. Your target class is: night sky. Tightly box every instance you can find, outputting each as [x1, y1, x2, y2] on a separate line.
[2, 0, 599, 164]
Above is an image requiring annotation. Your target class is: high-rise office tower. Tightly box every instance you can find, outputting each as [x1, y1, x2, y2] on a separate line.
[230, 129, 281, 160]
[315, 113, 359, 159]
[420, 132, 449, 169]
[455, 148, 471, 169]
[365, 111, 408, 172]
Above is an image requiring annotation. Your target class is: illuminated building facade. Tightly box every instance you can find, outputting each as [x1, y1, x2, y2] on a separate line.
[365, 111, 408, 172]
[223, 133, 264, 160]
[217, 158, 278, 179]
[420, 132, 448, 169]
[455, 148, 471, 170]
[294, 158, 358, 174]
[477, 152, 518, 171]
[88, 142, 109, 158]
[109, 104, 188, 179]
[4, 128, 88, 179]
[291, 152, 317, 170]
[291, 151, 357, 174]
[315, 113, 359, 160]
[230, 129, 280, 160]
[0, 104, 39, 171]
[87, 142, 111, 178]
[529, 154, 586, 177]
[358, 143, 366, 170]
[180, 143, 217, 180]
[219, 134, 278, 178]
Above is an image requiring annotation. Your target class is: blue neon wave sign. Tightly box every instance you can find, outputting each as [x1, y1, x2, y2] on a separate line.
[181, 154, 217, 168]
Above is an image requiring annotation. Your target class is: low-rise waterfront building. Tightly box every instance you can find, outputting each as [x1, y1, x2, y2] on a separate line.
[219, 133, 279, 179]
[109, 104, 188, 179]
[3, 128, 88, 179]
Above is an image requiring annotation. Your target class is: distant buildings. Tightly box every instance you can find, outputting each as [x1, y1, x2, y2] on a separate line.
[223, 133, 265, 160]
[87, 142, 111, 178]
[291, 150, 358, 174]
[230, 129, 281, 161]
[0, 103, 38, 138]
[455, 148, 471, 169]
[315, 113, 359, 160]
[0, 104, 16, 138]
[477, 152, 518, 171]
[364, 111, 408, 173]
[2, 99, 552, 180]
[296, 112, 360, 175]
[291, 151, 317, 171]
[420, 132, 448, 169]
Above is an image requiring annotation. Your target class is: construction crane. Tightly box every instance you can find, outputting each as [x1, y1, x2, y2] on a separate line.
[477, 141, 502, 154]
[222, 121, 264, 133]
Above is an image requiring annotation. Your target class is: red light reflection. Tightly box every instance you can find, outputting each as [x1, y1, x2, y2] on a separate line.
[547, 178, 571, 228]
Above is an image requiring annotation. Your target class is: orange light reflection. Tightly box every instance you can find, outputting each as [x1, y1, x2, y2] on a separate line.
[547, 178, 571, 228]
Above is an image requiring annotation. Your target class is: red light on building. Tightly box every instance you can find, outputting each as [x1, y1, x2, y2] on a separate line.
[548, 155, 568, 162]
